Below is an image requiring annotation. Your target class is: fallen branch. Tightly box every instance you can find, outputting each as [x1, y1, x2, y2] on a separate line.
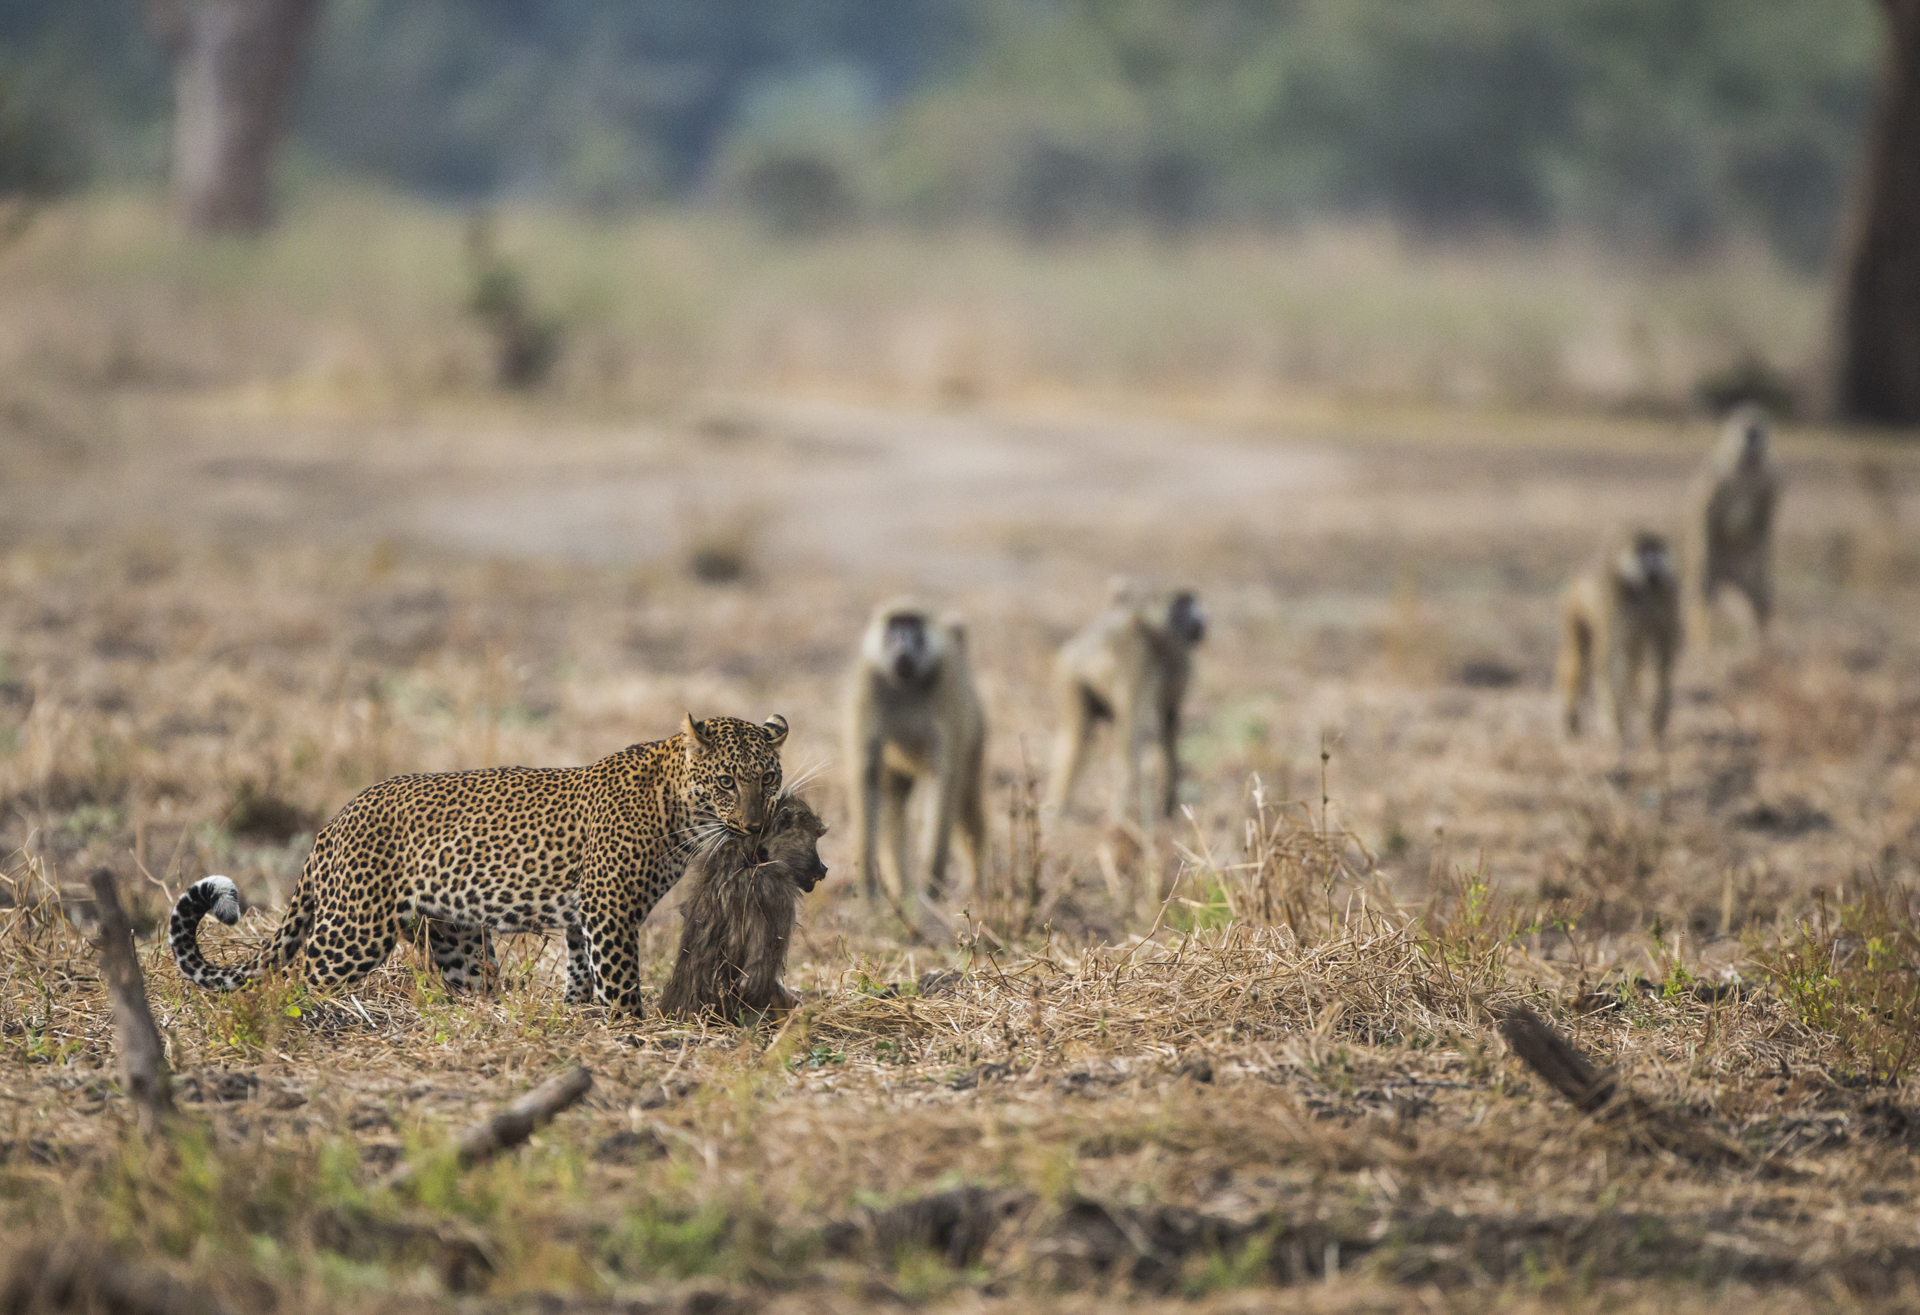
[1499, 1004, 1750, 1167]
[1498, 1004, 1616, 1111]
[87, 868, 175, 1134]
[385, 1066, 593, 1189]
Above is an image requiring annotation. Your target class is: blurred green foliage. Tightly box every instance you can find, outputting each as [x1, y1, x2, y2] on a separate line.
[884, 0, 1879, 265]
[0, 0, 1882, 265]
[0, 71, 69, 199]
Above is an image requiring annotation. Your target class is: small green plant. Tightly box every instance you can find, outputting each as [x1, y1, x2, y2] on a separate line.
[1421, 864, 1517, 970]
[1169, 874, 1235, 933]
[606, 1199, 782, 1282]
[890, 1242, 972, 1302]
[1186, 1226, 1275, 1295]
[213, 974, 310, 1058]
[1751, 881, 1920, 1083]
[464, 213, 563, 389]
[791, 1041, 845, 1070]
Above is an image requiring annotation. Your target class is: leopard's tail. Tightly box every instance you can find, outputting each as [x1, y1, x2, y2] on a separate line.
[169, 877, 312, 992]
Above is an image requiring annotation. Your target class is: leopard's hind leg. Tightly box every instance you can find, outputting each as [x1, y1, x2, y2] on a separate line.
[304, 901, 400, 991]
[562, 916, 593, 1003]
[422, 920, 499, 993]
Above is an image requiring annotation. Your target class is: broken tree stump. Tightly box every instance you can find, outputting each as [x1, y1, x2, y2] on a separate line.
[385, 1066, 593, 1189]
[87, 869, 175, 1134]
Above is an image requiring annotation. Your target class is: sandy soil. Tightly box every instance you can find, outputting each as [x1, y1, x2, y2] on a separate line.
[6, 379, 1920, 1310]
[6, 388, 1916, 936]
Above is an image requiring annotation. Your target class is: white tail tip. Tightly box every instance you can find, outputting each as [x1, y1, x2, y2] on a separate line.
[199, 875, 241, 926]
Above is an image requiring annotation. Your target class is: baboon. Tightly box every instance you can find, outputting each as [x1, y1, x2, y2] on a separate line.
[658, 794, 828, 1020]
[1687, 403, 1779, 644]
[1046, 579, 1206, 823]
[1556, 531, 1682, 745]
[844, 600, 988, 913]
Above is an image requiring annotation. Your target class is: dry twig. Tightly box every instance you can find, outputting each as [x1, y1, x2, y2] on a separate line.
[1498, 1003, 1617, 1111]
[384, 1065, 593, 1189]
[87, 868, 175, 1134]
[1499, 1004, 1750, 1167]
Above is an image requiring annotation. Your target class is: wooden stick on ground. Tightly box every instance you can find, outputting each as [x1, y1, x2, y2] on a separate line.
[385, 1066, 593, 1189]
[87, 868, 175, 1134]
[1498, 1004, 1750, 1167]
[1497, 1004, 1617, 1111]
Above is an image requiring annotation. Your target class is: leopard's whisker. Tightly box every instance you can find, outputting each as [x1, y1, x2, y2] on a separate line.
[780, 757, 831, 795]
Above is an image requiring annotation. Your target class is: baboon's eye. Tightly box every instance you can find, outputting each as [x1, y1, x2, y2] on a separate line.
[717, 774, 735, 790]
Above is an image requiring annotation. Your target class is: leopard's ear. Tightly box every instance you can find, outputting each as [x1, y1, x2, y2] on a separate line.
[682, 712, 711, 757]
[762, 714, 789, 749]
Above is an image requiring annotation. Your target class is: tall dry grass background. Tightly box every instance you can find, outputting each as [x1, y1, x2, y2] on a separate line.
[1, 192, 1919, 1311]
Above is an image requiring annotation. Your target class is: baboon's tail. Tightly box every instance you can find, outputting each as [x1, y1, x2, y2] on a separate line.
[169, 877, 311, 991]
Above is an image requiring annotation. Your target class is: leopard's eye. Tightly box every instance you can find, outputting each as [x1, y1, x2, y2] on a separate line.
[717, 774, 735, 790]
[762, 770, 776, 786]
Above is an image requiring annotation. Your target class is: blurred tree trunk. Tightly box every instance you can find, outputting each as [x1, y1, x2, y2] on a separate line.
[142, 0, 323, 234]
[1834, 0, 1920, 426]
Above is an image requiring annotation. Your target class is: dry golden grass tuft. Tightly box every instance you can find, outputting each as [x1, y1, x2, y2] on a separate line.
[2, 193, 1920, 1311]
[7, 770, 1920, 1311]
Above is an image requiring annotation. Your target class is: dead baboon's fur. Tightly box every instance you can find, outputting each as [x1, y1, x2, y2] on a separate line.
[659, 794, 827, 1020]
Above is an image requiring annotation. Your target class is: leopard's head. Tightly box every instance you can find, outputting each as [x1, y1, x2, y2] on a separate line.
[681, 713, 788, 837]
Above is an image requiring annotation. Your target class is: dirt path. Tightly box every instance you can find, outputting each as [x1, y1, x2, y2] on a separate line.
[31, 392, 1896, 591]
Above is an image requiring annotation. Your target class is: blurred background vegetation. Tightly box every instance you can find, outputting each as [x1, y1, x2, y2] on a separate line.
[0, 0, 1903, 419]
[0, 0, 1880, 268]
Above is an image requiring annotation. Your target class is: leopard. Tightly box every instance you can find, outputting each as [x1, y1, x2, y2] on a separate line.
[659, 792, 828, 1021]
[169, 713, 788, 1013]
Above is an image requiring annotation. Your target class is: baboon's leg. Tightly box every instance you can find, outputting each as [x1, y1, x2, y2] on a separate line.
[1556, 613, 1591, 736]
[1744, 554, 1774, 633]
[1113, 693, 1149, 825]
[954, 738, 989, 901]
[1684, 538, 1714, 651]
[1158, 704, 1181, 818]
[879, 769, 914, 907]
[1603, 628, 1633, 745]
[923, 746, 960, 903]
[1650, 635, 1677, 742]
[1623, 626, 1659, 744]
[854, 739, 884, 900]
[1044, 684, 1093, 815]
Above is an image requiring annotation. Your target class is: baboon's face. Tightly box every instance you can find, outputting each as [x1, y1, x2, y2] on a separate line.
[756, 803, 829, 892]
[1167, 591, 1206, 646]
[879, 611, 939, 684]
[1624, 533, 1675, 589]
[1722, 406, 1770, 470]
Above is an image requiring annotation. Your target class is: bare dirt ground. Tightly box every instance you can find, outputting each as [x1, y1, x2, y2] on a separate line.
[4, 370, 1920, 1312]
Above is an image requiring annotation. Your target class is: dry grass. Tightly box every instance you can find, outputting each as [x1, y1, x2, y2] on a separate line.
[0, 188, 1827, 417]
[1, 192, 1919, 1311]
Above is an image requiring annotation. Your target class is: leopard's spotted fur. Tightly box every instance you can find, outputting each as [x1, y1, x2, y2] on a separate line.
[171, 714, 787, 1012]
